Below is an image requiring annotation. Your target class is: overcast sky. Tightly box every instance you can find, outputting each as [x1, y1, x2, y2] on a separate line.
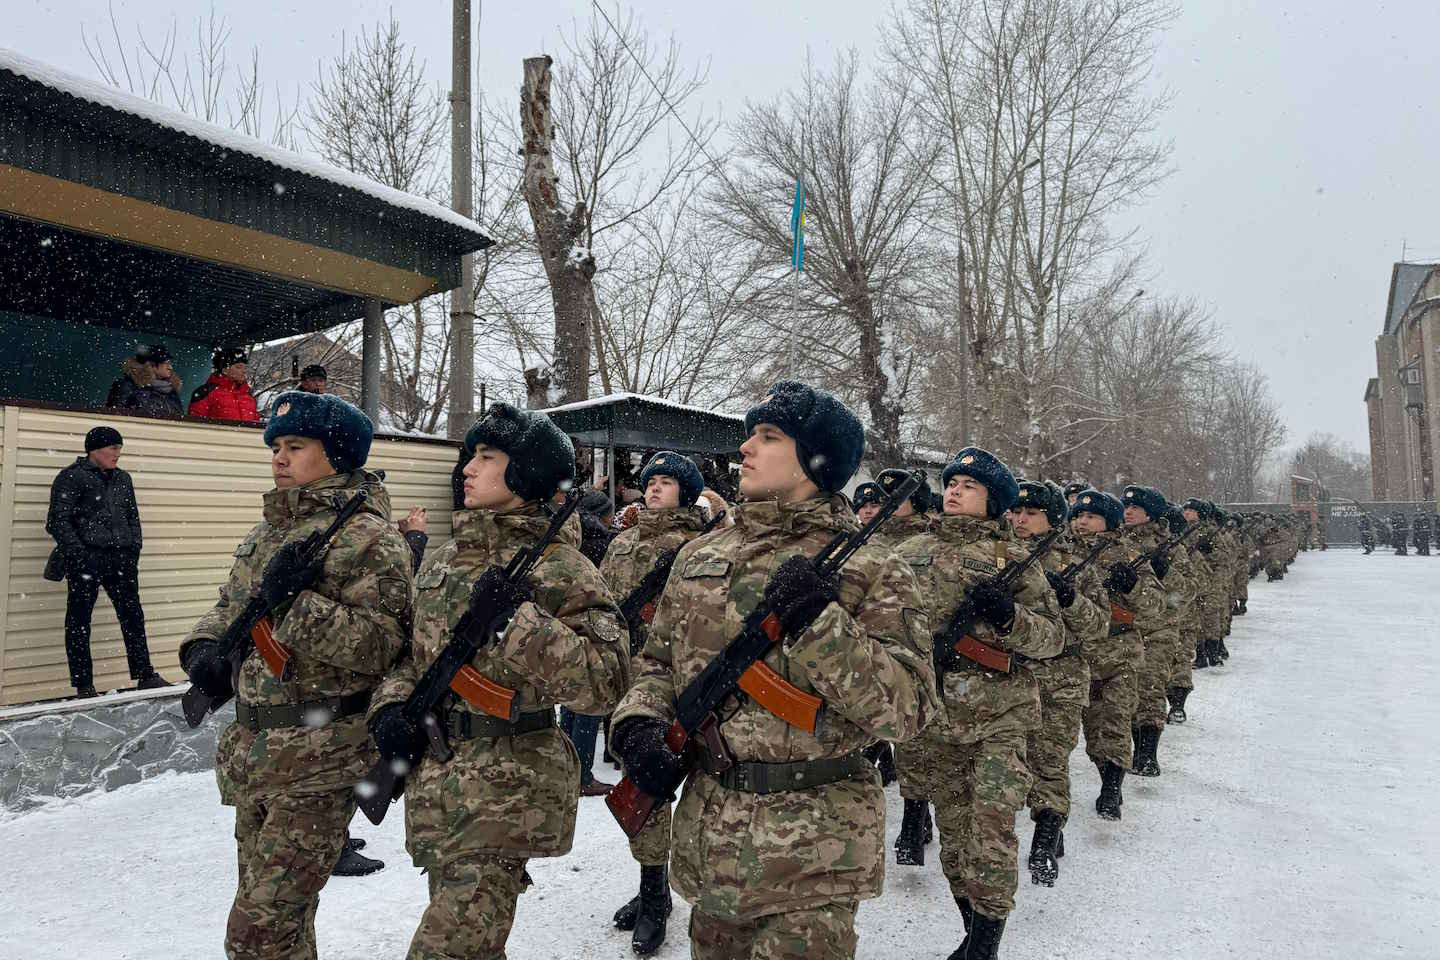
[12, 0, 1440, 452]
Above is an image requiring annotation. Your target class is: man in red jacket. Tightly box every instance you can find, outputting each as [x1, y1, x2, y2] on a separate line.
[189, 347, 260, 422]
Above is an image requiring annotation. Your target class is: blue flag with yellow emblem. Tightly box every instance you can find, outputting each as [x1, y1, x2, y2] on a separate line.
[790, 175, 806, 272]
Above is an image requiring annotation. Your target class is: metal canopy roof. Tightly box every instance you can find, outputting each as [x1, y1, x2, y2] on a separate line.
[540, 393, 748, 455]
[0, 48, 492, 344]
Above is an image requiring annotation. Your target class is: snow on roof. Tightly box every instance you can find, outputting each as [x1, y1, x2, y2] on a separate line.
[0, 46, 485, 237]
[539, 391, 744, 421]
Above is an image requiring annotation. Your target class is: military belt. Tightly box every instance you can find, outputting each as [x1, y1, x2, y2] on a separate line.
[445, 708, 554, 740]
[1108, 623, 1135, 638]
[710, 752, 870, 795]
[234, 690, 371, 731]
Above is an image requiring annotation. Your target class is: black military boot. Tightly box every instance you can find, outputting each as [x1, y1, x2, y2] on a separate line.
[1217, 637, 1230, 661]
[1133, 725, 1162, 777]
[924, 802, 935, 844]
[332, 834, 384, 877]
[965, 912, 1007, 960]
[945, 896, 975, 960]
[1096, 762, 1124, 820]
[631, 864, 671, 955]
[1166, 687, 1189, 724]
[1194, 642, 1209, 670]
[1056, 829, 1065, 858]
[1027, 809, 1063, 886]
[895, 798, 927, 866]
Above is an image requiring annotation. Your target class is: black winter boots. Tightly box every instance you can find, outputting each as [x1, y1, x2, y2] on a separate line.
[1166, 686, 1190, 724]
[1096, 762, 1125, 820]
[1132, 725, 1162, 777]
[1194, 642, 1208, 669]
[1027, 809, 1063, 886]
[331, 835, 384, 877]
[965, 913, 1007, 960]
[945, 897, 975, 960]
[895, 798, 928, 866]
[630, 864, 671, 955]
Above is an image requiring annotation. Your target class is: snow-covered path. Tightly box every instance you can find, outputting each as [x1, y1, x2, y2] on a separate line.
[3, 549, 1437, 959]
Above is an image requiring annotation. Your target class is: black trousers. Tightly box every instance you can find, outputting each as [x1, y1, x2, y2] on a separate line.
[64, 551, 153, 688]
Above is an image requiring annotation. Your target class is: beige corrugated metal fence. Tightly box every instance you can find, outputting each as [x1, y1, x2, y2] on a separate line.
[0, 404, 459, 706]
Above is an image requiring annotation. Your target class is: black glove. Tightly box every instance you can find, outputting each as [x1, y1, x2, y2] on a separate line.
[615, 718, 688, 800]
[459, 566, 534, 641]
[259, 542, 325, 611]
[1150, 554, 1171, 580]
[1046, 571, 1076, 609]
[1196, 539, 1214, 556]
[967, 582, 1015, 631]
[183, 640, 233, 699]
[763, 555, 839, 639]
[1105, 563, 1138, 595]
[932, 631, 964, 676]
[368, 705, 426, 771]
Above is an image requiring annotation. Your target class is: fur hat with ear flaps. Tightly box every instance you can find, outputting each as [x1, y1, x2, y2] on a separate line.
[743, 381, 866, 494]
[463, 403, 576, 503]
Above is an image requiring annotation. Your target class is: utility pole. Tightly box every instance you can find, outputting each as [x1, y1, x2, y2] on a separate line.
[447, 0, 476, 439]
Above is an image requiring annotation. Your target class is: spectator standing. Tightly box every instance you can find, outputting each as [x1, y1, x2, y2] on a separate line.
[189, 347, 260, 422]
[559, 487, 619, 797]
[105, 344, 184, 418]
[45, 426, 169, 697]
[298, 364, 329, 394]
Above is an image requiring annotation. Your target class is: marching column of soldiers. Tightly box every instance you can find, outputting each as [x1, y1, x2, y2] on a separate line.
[179, 381, 1314, 960]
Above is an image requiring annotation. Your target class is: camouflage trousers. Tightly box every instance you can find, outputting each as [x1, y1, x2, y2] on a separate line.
[1232, 565, 1248, 602]
[406, 855, 531, 960]
[1083, 646, 1139, 769]
[688, 901, 859, 960]
[628, 797, 672, 866]
[932, 737, 1032, 919]
[227, 788, 352, 960]
[1263, 546, 1286, 576]
[895, 738, 939, 802]
[1174, 618, 1200, 691]
[1025, 654, 1090, 818]
[1134, 630, 1174, 728]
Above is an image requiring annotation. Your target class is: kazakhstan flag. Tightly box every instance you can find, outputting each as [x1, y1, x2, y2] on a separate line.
[791, 176, 806, 272]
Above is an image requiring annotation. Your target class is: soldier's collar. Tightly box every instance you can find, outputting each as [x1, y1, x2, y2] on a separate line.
[930, 512, 1007, 543]
[732, 494, 857, 538]
[635, 504, 708, 533]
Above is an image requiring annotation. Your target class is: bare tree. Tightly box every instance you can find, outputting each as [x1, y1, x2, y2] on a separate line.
[303, 14, 453, 432]
[708, 52, 940, 463]
[1219, 363, 1287, 500]
[82, 3, 298, 147]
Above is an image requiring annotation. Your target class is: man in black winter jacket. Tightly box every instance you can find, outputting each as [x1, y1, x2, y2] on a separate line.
[45, 426, 169, 697]
[105, 344, 185, 418]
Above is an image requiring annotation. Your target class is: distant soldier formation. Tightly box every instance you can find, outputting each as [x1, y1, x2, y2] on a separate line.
[178, 382, 1351, 960]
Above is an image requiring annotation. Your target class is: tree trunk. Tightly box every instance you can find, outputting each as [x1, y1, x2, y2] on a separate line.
[845, 259, 903, 465]
[520, 55, 594, 405]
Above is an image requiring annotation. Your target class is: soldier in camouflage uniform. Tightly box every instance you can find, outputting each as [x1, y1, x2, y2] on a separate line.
[1184, 500, 1230, 674]
[867, 468, 940, 868]
[179, 392, 414, 960]
[897, 448, 1064, 960]
[1119, 485, 1190, 779]
[600, 450, 711, 955]
[1069, 490, 1163, 820]
[851, 480, 881, 525]
[1262, 515, 1292, 575]
[1160, 506, 1203, 725]
[367, 404, 630, 960]
[1008, 481, 1107, 887]
[612, 381, 938, 960]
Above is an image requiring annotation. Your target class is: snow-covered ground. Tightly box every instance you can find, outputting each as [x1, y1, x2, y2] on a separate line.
[3, 549, 1437, 959]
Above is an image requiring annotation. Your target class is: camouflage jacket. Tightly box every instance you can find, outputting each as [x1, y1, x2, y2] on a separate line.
[867, 511, 932, 555]
[179, 470, 414, 800]
[1066, 529, 1154, 678]
[897, 514, 1064, 746]
[613, 494, 937, 920]
[1122, 520, 1197, 637]
[371, 504, 629, 860]
[1041, 534, 1111, 655]
[1113, 523, 1173, 644]
[598, 505, 711, 653]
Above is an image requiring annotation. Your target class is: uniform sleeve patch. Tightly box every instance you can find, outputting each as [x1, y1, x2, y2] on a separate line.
[233, 542, 256, 557]
[377, 576, 411, 617]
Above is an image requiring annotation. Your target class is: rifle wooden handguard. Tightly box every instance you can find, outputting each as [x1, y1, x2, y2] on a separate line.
[737, 609, 825, 734]
[1110, 604, 1135, 627]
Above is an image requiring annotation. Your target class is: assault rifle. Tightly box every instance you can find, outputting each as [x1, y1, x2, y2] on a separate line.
[605, 471, 925, 839]
[618, 514, 724, 654]
[355, 492, 582, 826]
[1108, 519, 1202, 629]
[1058, 538, 1115, 584]
[181, 490, 369, 728]
[934, 526, 1064, 674]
